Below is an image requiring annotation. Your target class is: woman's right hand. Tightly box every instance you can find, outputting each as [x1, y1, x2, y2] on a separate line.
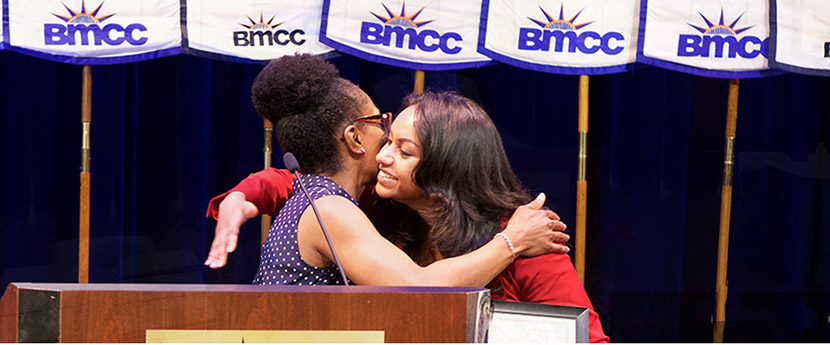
[204, 191, 259, 268]
[501, 193, 570, 257]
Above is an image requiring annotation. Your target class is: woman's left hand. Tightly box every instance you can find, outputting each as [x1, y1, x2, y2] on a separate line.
[503, 193, 569, 257]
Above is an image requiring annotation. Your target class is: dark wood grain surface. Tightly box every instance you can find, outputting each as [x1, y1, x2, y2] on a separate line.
[0, 283, 488, 343]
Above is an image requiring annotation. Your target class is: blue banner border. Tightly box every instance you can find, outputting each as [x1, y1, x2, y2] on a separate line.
[635, 0, 782, 79]
[319, 0, 494, 71]
[476, 0, 634, 76]
[2, 0, 181, 65]
[767, 0, 830, 77]
[183, 46, 343, 65]
[1, 0, 8, 50]
[4, 46, 181, 65]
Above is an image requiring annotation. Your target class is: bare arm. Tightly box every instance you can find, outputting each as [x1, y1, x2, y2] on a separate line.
[204, 169, 382, 269]
[204, 168, 296, 268]
[204, 192, 259, 268]
[302, 193, 567, 286]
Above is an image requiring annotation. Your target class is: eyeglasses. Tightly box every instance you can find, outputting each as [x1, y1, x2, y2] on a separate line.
[342, 112, 392, 137]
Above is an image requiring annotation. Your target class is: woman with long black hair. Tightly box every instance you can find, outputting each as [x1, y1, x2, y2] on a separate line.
[206, 89, 608, 342]
[204, 53, 567, 286]
[373, 92, 608, 342]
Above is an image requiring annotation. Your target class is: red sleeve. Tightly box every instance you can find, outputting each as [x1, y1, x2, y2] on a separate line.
[495, 254, 610, 343]
[205, 168, 296, 219]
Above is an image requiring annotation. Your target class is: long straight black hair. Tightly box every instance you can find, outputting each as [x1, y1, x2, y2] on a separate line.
[401, 91, 533, 258]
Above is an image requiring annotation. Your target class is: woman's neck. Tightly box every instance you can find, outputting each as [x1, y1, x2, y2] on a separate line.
[323, 169, 366, 201]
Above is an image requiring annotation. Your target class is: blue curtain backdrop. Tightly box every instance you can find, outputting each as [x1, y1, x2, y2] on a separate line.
[0, 50, 827, 342]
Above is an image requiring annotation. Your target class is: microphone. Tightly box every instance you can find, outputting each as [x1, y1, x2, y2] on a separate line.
[283, 152, 349, 286]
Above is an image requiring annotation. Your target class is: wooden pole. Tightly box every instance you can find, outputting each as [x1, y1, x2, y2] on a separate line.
[79, 65, 92, 284]
[261, 119, 274, 245]
[414, 70, 425, 94]
[714, 78, 739, 343]
[575, 75, 589, 284]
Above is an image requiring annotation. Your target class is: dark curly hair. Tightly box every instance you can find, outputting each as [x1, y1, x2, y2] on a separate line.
[251, 54, 371, 174]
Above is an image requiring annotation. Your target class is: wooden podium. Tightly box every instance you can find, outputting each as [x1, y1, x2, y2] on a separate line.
[0, 283, 491, 343]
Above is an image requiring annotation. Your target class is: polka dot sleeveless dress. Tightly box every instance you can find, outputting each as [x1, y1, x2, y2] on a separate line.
[252, 174, 355, 285]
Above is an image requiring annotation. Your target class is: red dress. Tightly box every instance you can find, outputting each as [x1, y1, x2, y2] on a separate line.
[491, 254, 610, 343]
[207, 168, 609, 343]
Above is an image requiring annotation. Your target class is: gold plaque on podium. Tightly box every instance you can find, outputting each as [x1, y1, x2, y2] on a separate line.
[145, 330, 385, 343]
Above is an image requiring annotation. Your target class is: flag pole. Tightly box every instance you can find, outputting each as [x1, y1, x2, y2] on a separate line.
[714, 78, 739, 343]
[414, 70, 425, 94]
[79, 65, 92, 284]
[261, 119, 274, 245]
[575, 75, 589, 284]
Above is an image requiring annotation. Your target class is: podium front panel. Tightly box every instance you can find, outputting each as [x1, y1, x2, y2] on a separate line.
[0, 283, 490, 343]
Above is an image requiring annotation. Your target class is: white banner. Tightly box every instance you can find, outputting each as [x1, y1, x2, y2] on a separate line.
[478, 0, 639, 75]
[7, 0, 180, 64]
[769, 0, 830, 76]
[184, 0, 333, 63]
[320, 0, 492, 70]
[638, 0, 779, 78]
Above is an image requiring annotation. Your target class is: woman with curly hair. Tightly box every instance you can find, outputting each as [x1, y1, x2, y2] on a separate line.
[204, 53, 568, 286]
[207, 87, 609, 342]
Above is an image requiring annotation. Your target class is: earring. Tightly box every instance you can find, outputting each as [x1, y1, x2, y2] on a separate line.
[360, 147, 366, 153]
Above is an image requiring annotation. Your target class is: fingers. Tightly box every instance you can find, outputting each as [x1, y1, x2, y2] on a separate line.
[550, 218, 566, 231]
[551, 229, 569, 243]
[525, 192, 546, 210]
[540, 209, 561, 221]
[549, 242, 570, 254]
[206, 201, 249, 269]
[205, 255, 226, 269]
[226, 233, 239, 253]
[205, 232, 230, 269]
[508, 193, 547, 229]
[205, 243, 228, 269]
[548, 218, 569, 254]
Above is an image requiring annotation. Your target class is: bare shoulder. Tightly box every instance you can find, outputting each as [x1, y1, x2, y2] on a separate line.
[313, 195, 364, 215]
[311, 195, 376, 237]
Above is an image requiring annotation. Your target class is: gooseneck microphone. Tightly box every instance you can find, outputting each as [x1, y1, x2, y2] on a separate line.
[283, 152, 349, 286]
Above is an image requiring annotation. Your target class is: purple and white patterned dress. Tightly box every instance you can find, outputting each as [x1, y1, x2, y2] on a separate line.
[252, 174, 354, 285]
